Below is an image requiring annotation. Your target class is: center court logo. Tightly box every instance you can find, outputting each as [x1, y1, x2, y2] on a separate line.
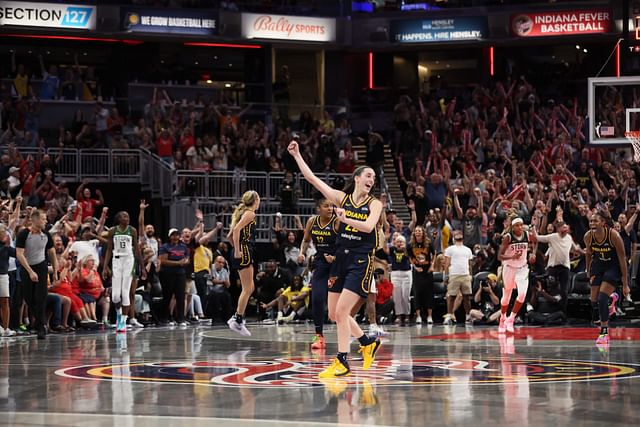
[55, 357, 640, 388]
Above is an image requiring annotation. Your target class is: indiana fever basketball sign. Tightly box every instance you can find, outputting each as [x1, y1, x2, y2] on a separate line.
[56, 357, 640, 387]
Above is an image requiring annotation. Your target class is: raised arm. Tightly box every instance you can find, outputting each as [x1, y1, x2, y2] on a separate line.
[199, 222, 223, 246]
[138, 200, 148, 239]
[287, 141, 344, 206]
[76, 179, 88, 200]
[407, 199, 417, 231]
[625, 204, 640, 234]
[453, 191, 464, 220]
[131, 228, 146, 280]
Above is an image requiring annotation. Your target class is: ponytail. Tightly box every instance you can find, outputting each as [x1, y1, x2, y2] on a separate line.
[230, 190, 259, 229]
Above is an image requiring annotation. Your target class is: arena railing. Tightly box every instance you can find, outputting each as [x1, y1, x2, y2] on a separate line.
[169, 198, 311, 242]
[173, 170, 351, 202]
[0, 146, 144, 183]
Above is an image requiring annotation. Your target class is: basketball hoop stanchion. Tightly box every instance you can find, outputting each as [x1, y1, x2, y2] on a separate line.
[625, 131, 640, 162]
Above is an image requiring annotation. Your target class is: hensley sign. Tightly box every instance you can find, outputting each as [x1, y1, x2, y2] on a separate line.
[390, 17, 488, 43]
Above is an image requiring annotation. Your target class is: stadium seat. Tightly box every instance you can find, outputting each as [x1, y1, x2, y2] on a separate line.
[568, 271, 591, 307]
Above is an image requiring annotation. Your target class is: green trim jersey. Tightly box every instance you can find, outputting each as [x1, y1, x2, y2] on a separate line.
[113, 225, 134, 257]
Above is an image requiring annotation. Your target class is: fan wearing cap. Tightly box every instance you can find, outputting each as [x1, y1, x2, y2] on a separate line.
[497, 216, 537, 333]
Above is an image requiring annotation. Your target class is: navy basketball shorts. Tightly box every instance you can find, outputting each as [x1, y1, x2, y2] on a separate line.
[231, 243, 254, 271]
[328, 248, 374, 299]
[590, 267, 622, 288]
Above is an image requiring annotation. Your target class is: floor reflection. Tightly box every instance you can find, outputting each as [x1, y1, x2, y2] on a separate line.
[0, 325, 639, 425]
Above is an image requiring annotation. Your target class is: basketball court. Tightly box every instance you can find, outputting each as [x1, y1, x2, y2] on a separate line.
[2, 322, 640, 426]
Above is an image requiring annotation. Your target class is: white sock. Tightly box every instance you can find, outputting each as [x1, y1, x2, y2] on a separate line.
[116, 308, 122, 315]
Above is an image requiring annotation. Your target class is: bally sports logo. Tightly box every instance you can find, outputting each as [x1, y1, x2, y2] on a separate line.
[0, 1, 96, 30]
[242, 13, 336, 42]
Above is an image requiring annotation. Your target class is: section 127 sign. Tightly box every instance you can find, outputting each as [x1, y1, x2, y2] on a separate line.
[391, 17, 487, 43]
[0, 1, 96, 30]
[122, 7, 217, 36]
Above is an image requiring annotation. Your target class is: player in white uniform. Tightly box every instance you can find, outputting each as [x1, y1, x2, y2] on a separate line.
[103, 211, 146, 333]
[497, 217, 537, 333]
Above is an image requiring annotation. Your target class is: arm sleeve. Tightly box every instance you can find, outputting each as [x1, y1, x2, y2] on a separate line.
[45, 232, 54, 250]
[15, 230, 27, 249]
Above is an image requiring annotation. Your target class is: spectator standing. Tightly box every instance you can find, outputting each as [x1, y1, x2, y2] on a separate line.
[443, 230, 473, 325]
[208, 255, 232, 322]
[535, 222, 581, 304]
[454, 187, 484, 249]
[158, 228, 190, 326]
[408, 225, 434, 324]
[11, 51, 30, 98]
[38, 55, 59, 100]
[388, 235, 412, 325]
[138, 200, 158, 267]
[279, 171, 300, 214]
[94, 101, 109, 147]
[15, 210, 58, 339]
[0, 224, 16, 336]
[76, 180, 104, 220]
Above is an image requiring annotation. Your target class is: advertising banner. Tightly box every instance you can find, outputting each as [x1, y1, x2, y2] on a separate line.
[390, 17, 487, 43]
[0, 1, 96, 30]
[511, 9, 612, 37]
[122, 7, 217, 36]
[242, 13, 336, 42]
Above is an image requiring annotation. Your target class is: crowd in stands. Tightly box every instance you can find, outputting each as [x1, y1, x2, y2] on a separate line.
[385, 74, 639, 325]
[3, 44, 639, 332]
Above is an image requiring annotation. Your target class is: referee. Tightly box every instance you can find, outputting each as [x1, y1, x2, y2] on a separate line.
[15, 210, 58, 339]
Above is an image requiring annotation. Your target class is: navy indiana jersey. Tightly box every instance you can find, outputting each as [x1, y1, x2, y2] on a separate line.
[240, 217, 256, 245]
[589, 228, 621, 275]
[310, 215, 337, 256]
[336, 194, 378, 253]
